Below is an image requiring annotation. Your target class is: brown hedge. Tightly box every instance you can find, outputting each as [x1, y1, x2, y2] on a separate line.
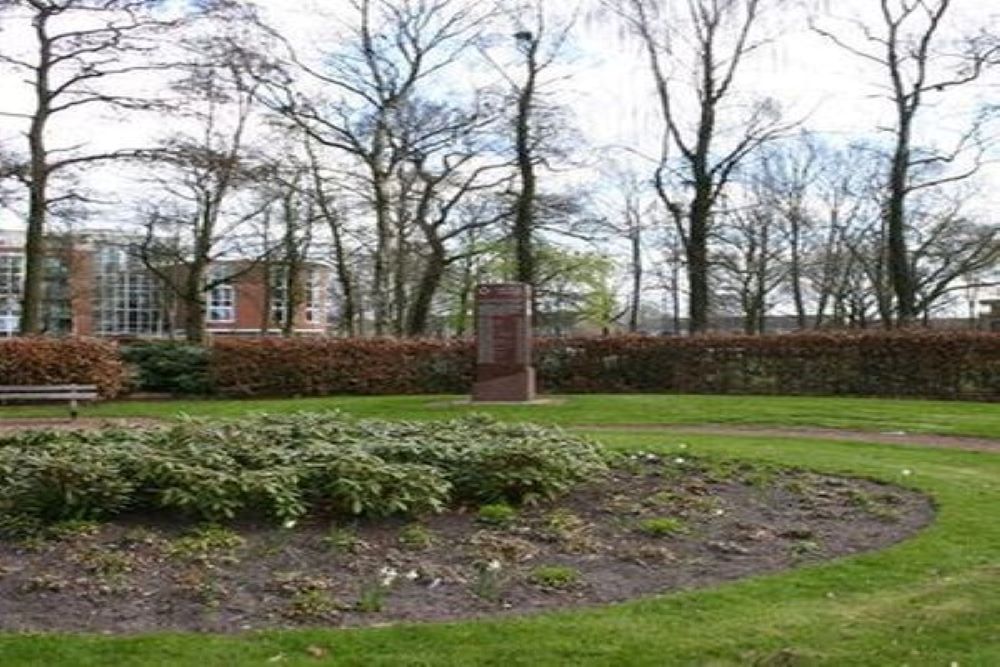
[210, 338, 475, 397]
[0, 337, 127, 398]
[209, 331, 1000, 401]
[534, 331, 1000, 400]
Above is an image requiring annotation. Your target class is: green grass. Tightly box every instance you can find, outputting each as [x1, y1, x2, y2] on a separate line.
[0, 397, 998, 665]
[4, 393, 1000, 438]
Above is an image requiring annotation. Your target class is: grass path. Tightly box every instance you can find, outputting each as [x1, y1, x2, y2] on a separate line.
[0, 397, 998, 665]
[3, 393, 1000, 438]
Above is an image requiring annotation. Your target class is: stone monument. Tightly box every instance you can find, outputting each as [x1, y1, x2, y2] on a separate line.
[472, 283, 536, 402]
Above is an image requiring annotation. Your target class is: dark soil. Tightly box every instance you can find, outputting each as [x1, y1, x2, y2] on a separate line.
[0, 455, 934, 635]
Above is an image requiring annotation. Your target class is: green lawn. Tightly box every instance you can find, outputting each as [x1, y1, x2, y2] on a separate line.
[3, 393, 1000, 438]
[0, 396, 998, 666]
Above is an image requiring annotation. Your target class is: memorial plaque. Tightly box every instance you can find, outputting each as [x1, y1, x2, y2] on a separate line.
[472, 283, 536, 402]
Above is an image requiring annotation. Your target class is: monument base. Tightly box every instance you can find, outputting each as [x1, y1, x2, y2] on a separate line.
[472, 366, 536, 403]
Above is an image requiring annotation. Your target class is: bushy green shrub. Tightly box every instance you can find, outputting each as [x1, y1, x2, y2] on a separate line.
[448, 423, 609, 504]
[0, 430, 140, 521]
[121, 342, 211, 395]
[0, 413, 607, 527]
[307, 450, 451, 517]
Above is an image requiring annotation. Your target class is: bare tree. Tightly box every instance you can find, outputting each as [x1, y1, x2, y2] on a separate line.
[481, 1, 578, 300]
[303, 141, 361, 336]
[716, 188, 787, 334]
[907, 188, 1000, 319]
[402, 115, 512, 336]
[136, 55, 273, 343]
[252, 0, 491, 336]
[0, 0, 190, 333]
[814, 0, 1000, 325]
[594, 157, 657, 333]
[608, 0, 791, 334]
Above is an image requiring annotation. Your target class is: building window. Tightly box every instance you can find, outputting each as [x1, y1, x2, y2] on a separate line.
[0, 253, 23, 337]
[270, 268, 325, 327]
[269, 267, 288, 326]
[305, 270, 324, 324]
[208, 270, 236, 323]
[93, 245, 166, 336]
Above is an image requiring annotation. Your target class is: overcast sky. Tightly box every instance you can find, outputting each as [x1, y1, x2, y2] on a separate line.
[1, 0, 998, 231]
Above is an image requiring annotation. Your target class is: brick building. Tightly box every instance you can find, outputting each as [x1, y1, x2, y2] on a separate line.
[0, 229, 331, 338]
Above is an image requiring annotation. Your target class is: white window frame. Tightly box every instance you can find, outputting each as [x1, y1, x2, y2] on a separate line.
[208, 272, 237, 323]
[0, 253, 25, 337]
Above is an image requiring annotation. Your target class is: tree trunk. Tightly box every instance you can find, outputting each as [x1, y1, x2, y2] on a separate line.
[283, 265, 301, 337]
[628, 221, 642, 332]
[309, 150, 357, 336]
[184, 302, 206, 344]
[513, 37, 539, 295]
[406, 248, 446, 337]
[20, 13, 53, 335]
[788, 211, 806, 329]
[886, 119, 915, 326]
[686, 183, 712, 334]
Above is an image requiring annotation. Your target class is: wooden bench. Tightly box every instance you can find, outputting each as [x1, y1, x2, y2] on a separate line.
[0, 385, 100, 420]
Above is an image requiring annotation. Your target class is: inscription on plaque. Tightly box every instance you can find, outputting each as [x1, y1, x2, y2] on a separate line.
[472, 283, 536, 402]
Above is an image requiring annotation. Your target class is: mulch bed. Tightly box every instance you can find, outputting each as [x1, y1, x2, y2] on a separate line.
[0, 455, 934, 635]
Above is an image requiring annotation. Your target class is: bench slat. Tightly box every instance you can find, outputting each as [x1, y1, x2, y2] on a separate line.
[0, 392, 98, 399]
[0, 385, 98, 392]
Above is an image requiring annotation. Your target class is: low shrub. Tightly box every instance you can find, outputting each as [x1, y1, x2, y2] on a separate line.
[449, 422, 609, 504]
[638, 517, 687, 537]
[527, 565, 581, 589]
[0, 337, 126, 398]
[309, 452, 450, 517]
[0, 429, 140, 521]
[121, 341, 211, 395]
[0, 413, 608, 527]
[477, 503, 518, 526]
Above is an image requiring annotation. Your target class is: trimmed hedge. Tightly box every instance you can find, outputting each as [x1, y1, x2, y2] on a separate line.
[0, 337, 126, 398]
[3, 332, 997, 402]
[534, 332, 1000, 400]
[211, 338, 474, 397]
[210, 332, 1000, 401]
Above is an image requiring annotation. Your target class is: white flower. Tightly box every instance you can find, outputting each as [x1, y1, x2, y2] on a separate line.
[678, 443, 688, 450]
[901, 469, 913, 476]
[674, 457, 686, 465]
[282, 519, 297, 530]
[486, 559, 502, 573]
[404, 570, 420, 581]
[379, 566, 398, 587]
[713, 509, 725, 516]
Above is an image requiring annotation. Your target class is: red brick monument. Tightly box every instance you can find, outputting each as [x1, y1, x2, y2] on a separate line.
[472, 283, 536, 402]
